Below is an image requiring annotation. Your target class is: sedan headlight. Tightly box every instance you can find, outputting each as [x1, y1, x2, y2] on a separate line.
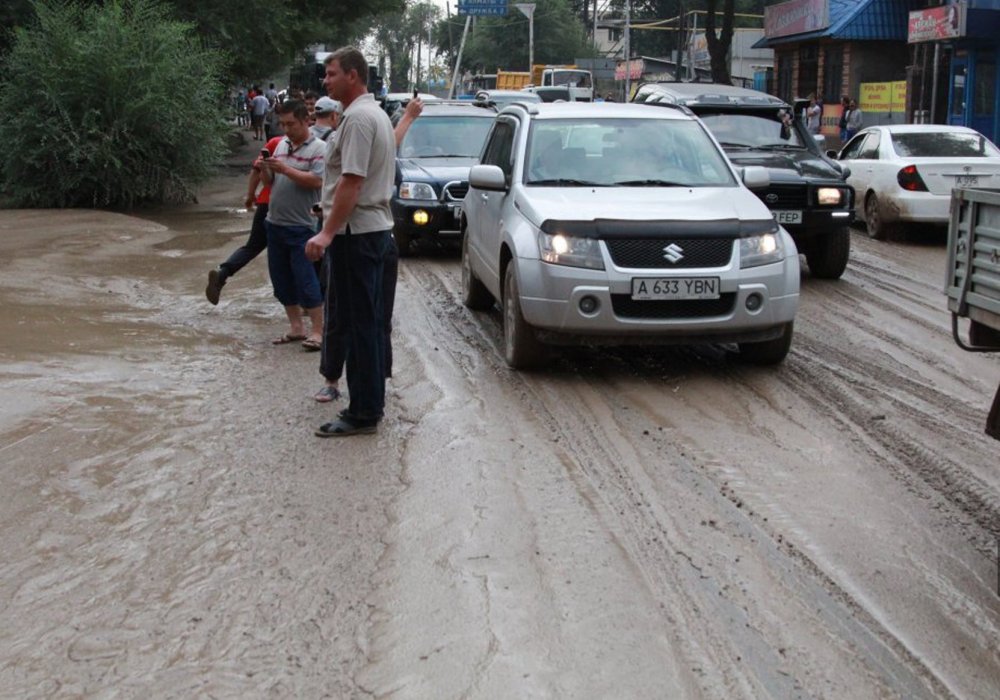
[537, 232, 605, 270]
[398, 182, 436, 200]
[816, 187, 844, 206]
[740, 232, 784, 268]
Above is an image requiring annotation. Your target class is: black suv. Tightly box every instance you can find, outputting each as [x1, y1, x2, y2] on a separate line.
[392, 101, 496, 255]
[633, 82, 855, 280]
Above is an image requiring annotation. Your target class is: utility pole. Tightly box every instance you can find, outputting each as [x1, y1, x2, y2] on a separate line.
[515, 4, 536, 70]
[625, 0, 632, 100]
[449, 16, 471, 98]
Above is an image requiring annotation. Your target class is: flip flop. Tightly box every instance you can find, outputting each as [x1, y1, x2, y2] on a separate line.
[272, 333, 307, 345]
[314, 385, 341, 403]
[301, 338, 322, 352]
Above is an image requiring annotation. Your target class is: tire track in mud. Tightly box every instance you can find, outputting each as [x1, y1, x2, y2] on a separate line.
[399, 257, 954, 699]
[783, 334, 1000, 552]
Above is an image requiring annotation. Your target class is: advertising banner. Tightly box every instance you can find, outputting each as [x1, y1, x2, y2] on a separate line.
[764, 0, 829, 39]
[859, 81, 907, 112]
[615, 59, 645, 81]
[908, 2, 966, 43]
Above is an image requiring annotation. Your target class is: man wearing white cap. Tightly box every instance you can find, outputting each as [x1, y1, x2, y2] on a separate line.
[310, 97, 342, 141]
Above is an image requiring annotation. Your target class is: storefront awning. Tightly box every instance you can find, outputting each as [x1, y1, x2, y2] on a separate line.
[753, 0, 915, 48]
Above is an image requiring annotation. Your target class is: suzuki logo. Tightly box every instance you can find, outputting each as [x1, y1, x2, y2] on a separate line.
[663, 243, 685, 263]
[765, 193, 779, 203]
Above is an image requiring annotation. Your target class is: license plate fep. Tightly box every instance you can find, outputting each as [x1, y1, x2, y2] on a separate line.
[773, 210, 802, 224]
[955, 175, 979, 187]
[632, 277, 720, 301]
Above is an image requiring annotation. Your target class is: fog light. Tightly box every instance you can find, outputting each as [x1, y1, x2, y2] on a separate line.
[579, 295, 599, 314]
[412, 209, 430, 226]
[745, 293, 763, 312]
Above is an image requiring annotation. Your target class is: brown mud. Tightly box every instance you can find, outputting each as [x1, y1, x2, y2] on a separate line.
[1, 135, 998, 698]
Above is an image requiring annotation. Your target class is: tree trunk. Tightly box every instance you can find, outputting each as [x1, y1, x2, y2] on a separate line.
[704, 0, 735, 85]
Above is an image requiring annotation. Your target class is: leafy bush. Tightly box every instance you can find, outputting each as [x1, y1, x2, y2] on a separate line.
[0, 0, 229, 208]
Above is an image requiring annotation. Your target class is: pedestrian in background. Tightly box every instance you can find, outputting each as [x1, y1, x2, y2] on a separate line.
[845, 98, 863, 140]
[838, 96, 850, 142]
[250, 90, 269, 141]
[306, 47, 395, 436]
[806, 95, 821, 135]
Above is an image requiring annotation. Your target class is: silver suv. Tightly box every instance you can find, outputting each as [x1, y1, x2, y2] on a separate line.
[461, 102, 801, 369]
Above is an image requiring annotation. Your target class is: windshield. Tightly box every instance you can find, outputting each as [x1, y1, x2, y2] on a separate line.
[399, 116, 494, 158]
[699, 111, 807, 149]
[550, 70, 592, 88]
[524, 118, 736, 187]
[891, 131, 1000, 157]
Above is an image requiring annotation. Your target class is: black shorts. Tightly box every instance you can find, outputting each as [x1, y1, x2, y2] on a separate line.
[251, 113, 265, 127]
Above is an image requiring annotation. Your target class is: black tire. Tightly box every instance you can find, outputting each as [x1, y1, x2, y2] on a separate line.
[737, 322, 794, 365]
[503, 264, 547, 369]
[864, 193, 894, 241]
[805, 226, 851, 279]
[394, 227, 414, 257]
[461, 234, 493, 310]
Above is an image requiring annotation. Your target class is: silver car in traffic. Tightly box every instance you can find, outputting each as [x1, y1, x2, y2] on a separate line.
[461, 102, 800, 369]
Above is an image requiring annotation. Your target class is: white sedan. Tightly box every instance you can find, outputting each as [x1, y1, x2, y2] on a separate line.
[833, 125, 1000, 239]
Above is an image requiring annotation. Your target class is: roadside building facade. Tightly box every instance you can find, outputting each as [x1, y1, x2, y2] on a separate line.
[756, 0, 1000, 145]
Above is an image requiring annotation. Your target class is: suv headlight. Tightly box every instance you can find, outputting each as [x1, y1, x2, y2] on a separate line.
[398, 182, 436, 200]
[537, 232, 605, 270]
[740, 232, 784, 268]
[816, 187, 845, 206]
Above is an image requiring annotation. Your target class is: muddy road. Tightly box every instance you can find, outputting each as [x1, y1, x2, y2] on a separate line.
[1, 143, 998, 698]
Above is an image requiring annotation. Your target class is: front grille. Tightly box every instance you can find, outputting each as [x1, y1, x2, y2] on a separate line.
[757, 185, 808, 209]
[611, 293, 737, 319]
[443, 182, 468, 201]
[605, 238, 733, 269]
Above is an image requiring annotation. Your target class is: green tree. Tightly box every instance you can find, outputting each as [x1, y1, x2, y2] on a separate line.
[0, 0, 228, 208]
[373, 2, 441, 92]
[437, 0, 593, 73]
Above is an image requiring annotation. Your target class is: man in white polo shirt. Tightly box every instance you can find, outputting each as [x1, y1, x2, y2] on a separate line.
[306, 46, 395, 437]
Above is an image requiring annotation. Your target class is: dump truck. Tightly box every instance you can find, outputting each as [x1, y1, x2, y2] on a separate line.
[945, 186, 1000, 440]
[532, 64, 593, 101]
[496, 70, 531, 90]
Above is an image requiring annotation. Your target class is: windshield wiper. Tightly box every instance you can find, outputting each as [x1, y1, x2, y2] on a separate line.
[754, 143, 806, 150]
[528, 178, 608, 186]
[612, 179, 686, 187]
[717, 141, 754, 148]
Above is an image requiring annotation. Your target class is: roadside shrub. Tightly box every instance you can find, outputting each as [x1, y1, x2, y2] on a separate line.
[0, 0, 228, 208]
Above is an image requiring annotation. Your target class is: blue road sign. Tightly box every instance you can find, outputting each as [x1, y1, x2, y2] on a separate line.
[458, 0, 508, 16]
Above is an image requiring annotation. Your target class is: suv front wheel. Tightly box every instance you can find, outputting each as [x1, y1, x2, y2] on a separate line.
[737, 322, 793, 365]
[503, 264, 547, 369]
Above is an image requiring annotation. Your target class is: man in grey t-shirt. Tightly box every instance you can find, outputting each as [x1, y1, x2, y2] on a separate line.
[260, 100, 326, 350]
[306, 46, 396, 437]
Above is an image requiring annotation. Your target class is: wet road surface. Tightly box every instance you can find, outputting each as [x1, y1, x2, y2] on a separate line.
[1, 143, 998, 698]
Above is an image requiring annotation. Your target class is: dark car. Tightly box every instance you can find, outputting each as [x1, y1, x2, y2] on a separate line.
[392, 101, 496, 255]
[633, 82, 855, 280]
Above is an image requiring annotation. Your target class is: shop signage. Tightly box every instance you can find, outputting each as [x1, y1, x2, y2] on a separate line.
[859, 81, 907, 113]
[908, 2, 966, 43]
[764, 0, 829, 39]
[615, 59, 645, 81]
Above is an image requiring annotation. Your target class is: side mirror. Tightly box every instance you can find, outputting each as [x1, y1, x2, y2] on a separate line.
[826, 149, 839, 159]
[469, 164, 508, 192]
[741, 166, 770, 189]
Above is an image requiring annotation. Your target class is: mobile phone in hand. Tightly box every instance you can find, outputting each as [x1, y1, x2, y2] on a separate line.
[413, 89, 418, 98]
[260, 148, 270, 159]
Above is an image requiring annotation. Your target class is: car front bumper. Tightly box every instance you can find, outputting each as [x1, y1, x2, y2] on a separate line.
[391, 198, 464, 238]
[514, 245, 800, 344]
